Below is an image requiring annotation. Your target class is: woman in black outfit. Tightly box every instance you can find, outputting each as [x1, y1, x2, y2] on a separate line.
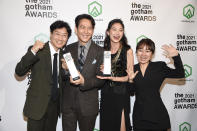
[128, 38, 185, 131]
[97, 19, 134, 131]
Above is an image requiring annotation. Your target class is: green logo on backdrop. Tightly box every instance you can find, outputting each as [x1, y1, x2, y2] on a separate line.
[136, 35, 147, 44]
[183, 4, 195, 19]
[34, 33, 49, 43]
[88, 1, 102, 17]
[184, 64, 192, 78]
[179, 122, 191, 131]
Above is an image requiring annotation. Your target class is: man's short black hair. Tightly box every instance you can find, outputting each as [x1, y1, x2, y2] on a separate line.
[50, 20, 72, 38]
[75, 14, 95, 29]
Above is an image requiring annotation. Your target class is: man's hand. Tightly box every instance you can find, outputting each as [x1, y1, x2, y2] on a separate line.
[61, 58, 68, 70]
[70, 71, 84, 85]
[31, 40, 45, 53]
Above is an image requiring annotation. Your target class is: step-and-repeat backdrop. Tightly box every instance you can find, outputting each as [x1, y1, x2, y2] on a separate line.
[0, 0, 197, 131]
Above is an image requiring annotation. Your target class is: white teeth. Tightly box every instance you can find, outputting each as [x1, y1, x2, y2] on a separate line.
[140, 58, 147, 60]
[114, 36, 120, 38]
[82, 35, 89, 38]
[57, 41, 63, 44]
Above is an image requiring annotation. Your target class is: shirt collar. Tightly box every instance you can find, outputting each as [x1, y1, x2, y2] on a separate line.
[78, 40, 91, 50]
[49, 42, 60, 55]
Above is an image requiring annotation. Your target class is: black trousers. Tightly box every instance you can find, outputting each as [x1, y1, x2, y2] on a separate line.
[27, 99, 59, 131]
[62, 106, 97, 131]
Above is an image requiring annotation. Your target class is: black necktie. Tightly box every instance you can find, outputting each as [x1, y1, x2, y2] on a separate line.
[78, 46, 85, 72]
[51, 53, 58, 101]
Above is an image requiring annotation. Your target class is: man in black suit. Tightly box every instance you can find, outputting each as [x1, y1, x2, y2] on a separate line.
[62, 14, 104, 131]
[15, 20, 71, 131]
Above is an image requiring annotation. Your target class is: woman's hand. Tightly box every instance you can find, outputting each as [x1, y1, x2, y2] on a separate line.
[162, 44, 178, 58]
[127, 69, 138, 83]
[96, 75, 116, 81]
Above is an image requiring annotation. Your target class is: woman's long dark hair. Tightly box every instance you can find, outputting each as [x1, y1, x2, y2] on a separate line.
[104, 19, 130, 50]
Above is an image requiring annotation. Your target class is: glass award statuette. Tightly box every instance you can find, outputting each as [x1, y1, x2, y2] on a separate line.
[63, 53, 80, 81]
[103, 51, 111, 76]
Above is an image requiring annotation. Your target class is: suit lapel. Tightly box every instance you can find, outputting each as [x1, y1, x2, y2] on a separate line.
[70, 42, 79, 69]
[59, 49, 63, 73]
[43, 42, 53, 81]
[58, 49, 63, 88]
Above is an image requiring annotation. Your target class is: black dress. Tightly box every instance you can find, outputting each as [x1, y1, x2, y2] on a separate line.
[100, 46, 132, 131]
[132, 55, 185, 130]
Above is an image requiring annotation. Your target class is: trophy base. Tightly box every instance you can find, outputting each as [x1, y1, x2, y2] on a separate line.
[102, 74, 111, 77]
[73, 76, 80, 81]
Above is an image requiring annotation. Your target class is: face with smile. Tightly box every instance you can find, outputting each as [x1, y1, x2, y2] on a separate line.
[75, 18, 94, 45]
[107, 23, 124, 44]
[136, 45, 153, 65]
[50, 27, 68, 51]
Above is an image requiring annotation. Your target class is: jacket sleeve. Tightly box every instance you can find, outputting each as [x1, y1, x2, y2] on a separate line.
[15, 46, 39, 76]
[163, 54, 185, 78]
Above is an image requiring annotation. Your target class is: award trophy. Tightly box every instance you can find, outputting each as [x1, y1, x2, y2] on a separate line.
[103, 51, 111, 76]
[63, 53, 80, 81]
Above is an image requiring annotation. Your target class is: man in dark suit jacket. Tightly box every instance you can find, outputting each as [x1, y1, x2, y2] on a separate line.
[15, 20, 71, 131]
[62, 14, 104, 131]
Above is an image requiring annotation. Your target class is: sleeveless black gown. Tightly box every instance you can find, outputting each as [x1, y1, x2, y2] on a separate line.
[100, 46, 132, 131]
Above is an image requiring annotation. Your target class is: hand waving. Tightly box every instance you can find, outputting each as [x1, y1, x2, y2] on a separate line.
[162, 44, 178, 58]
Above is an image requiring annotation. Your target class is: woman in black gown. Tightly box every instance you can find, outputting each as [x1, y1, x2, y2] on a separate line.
[97, 19, 135, 131]
[128, 38, 185, 131]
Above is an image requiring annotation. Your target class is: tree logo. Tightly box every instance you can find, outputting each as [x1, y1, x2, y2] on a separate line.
[184, 64, 192, 78]
[179, 122, 191, 131]
[136, 35, 148, 44]
[88, 1, 102, 17]
[183, 4, 195, 19]
[34, 33, 49, 43]
[93, 129, 99, 131]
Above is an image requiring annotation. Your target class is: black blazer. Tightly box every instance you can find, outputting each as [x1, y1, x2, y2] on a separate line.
[132, 54, 185, 129]
[15, 42, 63, 120]
[62, 41, 105, 116]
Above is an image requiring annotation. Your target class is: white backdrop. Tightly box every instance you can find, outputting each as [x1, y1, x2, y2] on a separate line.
[0, 0, 197, 131]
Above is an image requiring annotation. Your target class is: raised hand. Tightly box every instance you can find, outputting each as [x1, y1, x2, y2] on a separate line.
[31, 40, 45, 53]
[127, 69, 138, 83]
[162, 44, 178, 58]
